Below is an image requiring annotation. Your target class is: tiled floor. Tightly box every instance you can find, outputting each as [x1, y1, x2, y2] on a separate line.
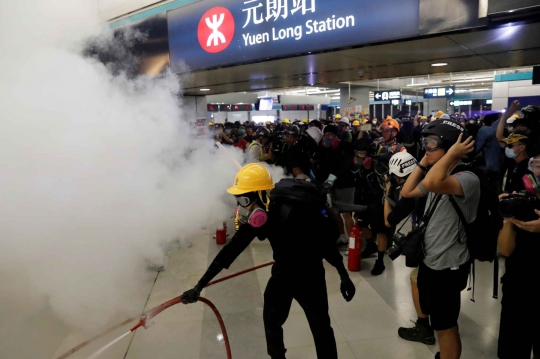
[16, 222, 503, 359]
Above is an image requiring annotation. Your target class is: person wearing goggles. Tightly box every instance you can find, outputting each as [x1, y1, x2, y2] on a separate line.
[501, 132, 531, 194]
[401, 118, 479, 359]
[181, 164, 356, 359]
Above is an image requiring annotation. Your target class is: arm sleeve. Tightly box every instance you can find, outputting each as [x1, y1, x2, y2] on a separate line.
[320, 216, 348, 278]
[195, 225, 258, 288]
[387, 197, 416, 227]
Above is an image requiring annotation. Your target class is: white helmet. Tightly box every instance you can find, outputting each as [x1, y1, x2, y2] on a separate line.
[339, 117, 350, 126]
[389, 152, 417, 177]
[306, 127, 323, 144]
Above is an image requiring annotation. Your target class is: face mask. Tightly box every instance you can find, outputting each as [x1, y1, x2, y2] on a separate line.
[505, 147, 517, 159]
[234, 205, 268, 228]
[225, 129, 231, 135]
[239, 129, 246, 135]
[507, 126, 514, 132]
[372, 121, 377, 125]
[469, 120, 475, 124]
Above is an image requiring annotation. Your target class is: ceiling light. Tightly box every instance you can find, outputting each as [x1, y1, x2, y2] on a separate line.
[200, 88, 211, 91]
[431, 63, 448, 67]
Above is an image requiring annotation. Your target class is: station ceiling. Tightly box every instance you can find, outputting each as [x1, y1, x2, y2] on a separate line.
[178, 21, 540, 96]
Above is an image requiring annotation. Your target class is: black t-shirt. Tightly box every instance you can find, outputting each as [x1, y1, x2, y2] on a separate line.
[503, 227, 540, 301]
[213, 203, 342, 273]
[504, 159, 532, 193]
[317, 141, 355, 188]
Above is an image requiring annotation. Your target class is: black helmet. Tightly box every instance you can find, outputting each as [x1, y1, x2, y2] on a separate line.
[286, 125, 300, 137]
[256, 127, 270, 138]
[421, 119, 468, 150]
[353, 138, 373, 152]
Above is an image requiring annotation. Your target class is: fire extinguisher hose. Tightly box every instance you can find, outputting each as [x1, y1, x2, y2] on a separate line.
[55, 261, 275, 359]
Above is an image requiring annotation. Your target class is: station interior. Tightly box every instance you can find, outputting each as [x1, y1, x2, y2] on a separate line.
[1, 1, 540, 359]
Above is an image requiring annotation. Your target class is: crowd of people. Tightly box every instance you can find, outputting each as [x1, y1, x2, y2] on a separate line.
[194, 102, 540, 359]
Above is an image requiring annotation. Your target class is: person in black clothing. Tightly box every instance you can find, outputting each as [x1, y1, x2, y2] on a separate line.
[277, 125, 311, 179]
[501, 132, 532, 194]
[351, 138, 380, 256]
[181, 164, 356, 359]
[319, 125, 356, 245]
[245, 126, 255, 143]
[497, 149, 540, 359]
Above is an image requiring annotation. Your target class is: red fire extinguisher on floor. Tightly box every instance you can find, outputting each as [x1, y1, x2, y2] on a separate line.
[348, 220, 361, 271]
[216, 221, 227, 245]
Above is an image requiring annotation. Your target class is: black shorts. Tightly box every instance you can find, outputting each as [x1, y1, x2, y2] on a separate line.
[417, 261, 470, 331]
[371, 201, 395, 237]
[498, 295, 540, 358]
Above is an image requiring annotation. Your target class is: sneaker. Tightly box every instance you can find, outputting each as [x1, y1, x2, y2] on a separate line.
[398, 320, 436, 345]
[435, 352, 440, 359]
[371, 259, 385, 275]
[361, 241, 377, 258]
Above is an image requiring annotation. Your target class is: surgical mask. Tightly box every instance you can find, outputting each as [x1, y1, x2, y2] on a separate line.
[323, 138, 333, 148]
[507, 126, 514, 132]
[505, 147, 517, 159]
[239, 129, 246, 135]
[224, 129, 231, 135]
[372, 121, 377, 125]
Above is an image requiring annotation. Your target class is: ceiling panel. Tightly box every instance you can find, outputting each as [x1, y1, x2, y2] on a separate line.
[482, 48, 540, 67]
[338, 36, 476, 64]
[446, 22, 540, 55]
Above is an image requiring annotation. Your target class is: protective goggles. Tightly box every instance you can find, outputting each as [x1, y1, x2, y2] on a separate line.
[421, 137, 443, 152]
[235, 195, 255, 207]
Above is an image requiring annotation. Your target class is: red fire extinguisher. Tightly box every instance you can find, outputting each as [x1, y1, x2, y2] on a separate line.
[348, 220, 362, 271]
[216, 221, 227, 245]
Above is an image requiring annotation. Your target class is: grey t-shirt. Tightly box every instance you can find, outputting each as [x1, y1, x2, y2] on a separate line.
[423, 171, 480, 270]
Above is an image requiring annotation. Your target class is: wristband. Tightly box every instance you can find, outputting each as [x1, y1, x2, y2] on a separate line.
[417, 163, 428, 172]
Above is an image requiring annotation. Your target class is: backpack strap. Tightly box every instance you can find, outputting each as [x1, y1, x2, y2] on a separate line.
[448, 196, 469, 244]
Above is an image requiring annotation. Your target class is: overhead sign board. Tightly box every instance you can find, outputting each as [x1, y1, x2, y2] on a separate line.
[374, 90, 402, 102]
[168, 0, 420, 72]
[404, 99, 412, 106]
[450, 100, 472, 106]
[423, 86, 455, 98]
[282, 105, 315, 111]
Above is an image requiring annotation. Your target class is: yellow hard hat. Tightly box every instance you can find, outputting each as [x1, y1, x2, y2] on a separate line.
[434, 111, 444, 119]
[227, 164, 275, 195]
[302, 119, 308, 123]
[208, 122, 215, 126]
[265, 121, 271, 125]
[282, 119, 290, 124]
[335, 114, 342, 119]
[361, 119, 368, 125]
[352, 120, 360, 126]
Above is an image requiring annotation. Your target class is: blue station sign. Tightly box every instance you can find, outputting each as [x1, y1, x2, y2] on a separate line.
[423, 86, 455, 98]
[167, 0, 420, 72]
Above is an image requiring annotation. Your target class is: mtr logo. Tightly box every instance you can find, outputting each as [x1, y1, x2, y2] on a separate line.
[198, 7, 235, 53]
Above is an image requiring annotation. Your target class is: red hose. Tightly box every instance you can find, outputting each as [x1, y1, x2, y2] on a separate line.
[55, 261, 275, 359]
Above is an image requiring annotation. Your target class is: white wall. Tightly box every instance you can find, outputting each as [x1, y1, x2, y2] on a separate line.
[426, 98, 449, 116]
[492, 80, 540, 111]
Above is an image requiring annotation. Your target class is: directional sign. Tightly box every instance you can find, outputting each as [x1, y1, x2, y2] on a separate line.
[404, 99, 412, 106]
[450, 100, 472, 106]
[423, 86, 455, 98]
[374, 90, 402, 102]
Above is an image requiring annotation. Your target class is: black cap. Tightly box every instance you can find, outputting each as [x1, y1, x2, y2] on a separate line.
[323, 125, 338, 135]
[287, 125, 300, 137]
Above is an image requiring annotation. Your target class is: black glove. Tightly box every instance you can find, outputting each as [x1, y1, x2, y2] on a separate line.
[181, 285, 202, 304]
[340, 277, 356, 302]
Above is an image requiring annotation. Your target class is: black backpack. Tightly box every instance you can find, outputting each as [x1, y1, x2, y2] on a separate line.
[450, 163, 502, 262]
[269, 178, 327, 215]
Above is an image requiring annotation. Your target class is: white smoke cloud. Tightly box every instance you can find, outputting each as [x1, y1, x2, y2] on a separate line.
[0, 0, 286, 343]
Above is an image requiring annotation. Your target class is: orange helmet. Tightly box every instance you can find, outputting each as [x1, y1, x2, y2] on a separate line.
[380, 118, 400, 133]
